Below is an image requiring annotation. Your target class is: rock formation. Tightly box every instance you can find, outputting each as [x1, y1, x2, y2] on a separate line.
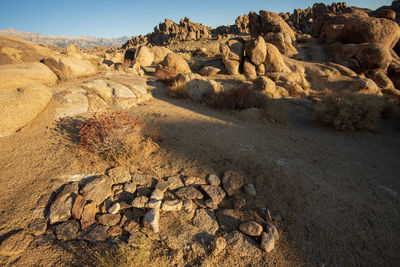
[123, 17, 212, 48]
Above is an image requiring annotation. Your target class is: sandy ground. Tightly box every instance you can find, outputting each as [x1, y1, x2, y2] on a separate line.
[0, 76, 399, 266]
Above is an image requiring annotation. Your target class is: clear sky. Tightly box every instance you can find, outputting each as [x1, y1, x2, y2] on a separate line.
[0, 0, 393, 38]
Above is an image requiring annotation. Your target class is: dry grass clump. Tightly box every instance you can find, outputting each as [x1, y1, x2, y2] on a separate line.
[76, 112, 159, 164]
[203, 84, 264, 110]
[165, 78, 187, 98]
[314, 92, 387, 131]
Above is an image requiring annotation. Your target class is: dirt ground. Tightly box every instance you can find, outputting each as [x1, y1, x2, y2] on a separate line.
[0, 74, 399, 266]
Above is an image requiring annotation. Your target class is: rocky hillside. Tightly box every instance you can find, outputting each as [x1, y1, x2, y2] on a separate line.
[0, 28, 129, 48]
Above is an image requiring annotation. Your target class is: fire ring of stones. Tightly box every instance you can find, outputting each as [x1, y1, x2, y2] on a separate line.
[2, 167, 280, 257]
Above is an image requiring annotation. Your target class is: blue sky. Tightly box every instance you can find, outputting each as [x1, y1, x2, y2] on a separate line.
[0, 0, 392, 38]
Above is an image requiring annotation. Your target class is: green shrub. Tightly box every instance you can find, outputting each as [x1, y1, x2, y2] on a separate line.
[314, 92, 386, 131]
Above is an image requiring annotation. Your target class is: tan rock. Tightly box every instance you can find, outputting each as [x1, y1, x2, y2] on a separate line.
[0, 62, 57, 90]
[71, 195, 86, 220]
[43, 55, 98, 80]
[81, 202, 96, 230]
[0, 84, 52, 137]
[0, 231, 34, 256]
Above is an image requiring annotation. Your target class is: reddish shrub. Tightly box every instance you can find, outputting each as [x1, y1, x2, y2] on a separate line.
[76, 112, 159, 163]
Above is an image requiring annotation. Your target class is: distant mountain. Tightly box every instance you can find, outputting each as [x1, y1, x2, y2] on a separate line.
[0, 28, 130, 48]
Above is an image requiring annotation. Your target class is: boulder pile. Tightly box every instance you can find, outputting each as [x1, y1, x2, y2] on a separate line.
[1, 167, 281, 257]
[123, 17, 212, 47]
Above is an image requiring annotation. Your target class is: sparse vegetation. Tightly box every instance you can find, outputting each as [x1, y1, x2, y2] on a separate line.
[314, 92, 387, 131]
[76, 111, 159, 164]
[203, 84, 263, 110]
[154, 67, 178, 80]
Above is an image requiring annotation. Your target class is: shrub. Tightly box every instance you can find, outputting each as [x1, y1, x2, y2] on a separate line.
[165, 78, 187, 98]
[314, 92, 386, 131]
[203, 84, 264, 110]
[76, 112, 159, 164]
[154, 67, 178, 80]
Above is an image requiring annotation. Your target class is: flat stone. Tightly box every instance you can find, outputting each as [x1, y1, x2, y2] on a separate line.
[0, 231, 34, 256]
[192, 209, 219, 235]
[123, 220, 140, 234]
[97, 213, 121, 226]
[108, 202, 120, 214]
[201, 185, 226, 205]
[30, 231, 56, 248]
[226, 231, 260, 257]
[244, 184, 256, 196]
[107, 166, 131, 183]
[167, 176, 184, 190]
[145, 199, 162, 209]
[80, 202, 96, 230]
[159, 216, 212, 255]
[71, 195, 86, 220]
[120, 208, 144, 226]
[27, 218, 47, 236]
[212, 236, 227, 255]
[267, 223, 279, 241]
[124, 181, 137, 193]
[239, 221, 263, 237]
[107, 225, 123, 237]
[48, 194, 73, 224]
[54, 220, 80, 241]
[132, 196, 149, 208]
[56, 182, 79, 201]
[184, 176, 207, 186]
[81, 224, 108, 243]
[222, 170, 244, 196]
[207, 174, 221, 186]
[182, 199, 195, 212]
[36, 193, 52, 208]
[131, 174, 154, 187]
[136, 186, 151, 197]
[175, 186, 203, 200]
[150, 189, 164, 201]
[80, 175, 113, 205]
[161, 200, 182, 212]
[155, 179, 170, 192]
[205, 199, 219, 210]
[260, 232, 275, 252]
[143, 209, 160, 233]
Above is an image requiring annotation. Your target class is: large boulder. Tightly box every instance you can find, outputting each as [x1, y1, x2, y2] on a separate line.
[0, 62, 57, 90]
[42, 55, 98, 80]
[315, 12, 400, 48]
[263, 32, 298, 56]
[0, 84, 53, 137]
[173, 73, 221, 101]
[245, 36, 266, 66]
[152, 46, 172, 64]
[221, 38, 245, 75]
[249, 11, 296, 41]
[157, 53, 191, 75]
[134, 46, 154, 66]
[264, 43, 287, 73]
[333, 43, 392, 73]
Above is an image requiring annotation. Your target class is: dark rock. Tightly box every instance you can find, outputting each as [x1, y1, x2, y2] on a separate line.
[175, 186, 204, 200]
[54, 220, 80, 241]
[81, 224, 108, 243]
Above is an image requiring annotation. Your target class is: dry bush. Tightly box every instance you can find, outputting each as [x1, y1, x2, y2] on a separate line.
[76, 112, 159, 164]
[154, 67, 178, 80]
[189, 57, 204, 72]
[314, 92, 387, 131]
[95, 242, 151, 267]
[165, 78, 187, 98]
[203, 84, 264, 110]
